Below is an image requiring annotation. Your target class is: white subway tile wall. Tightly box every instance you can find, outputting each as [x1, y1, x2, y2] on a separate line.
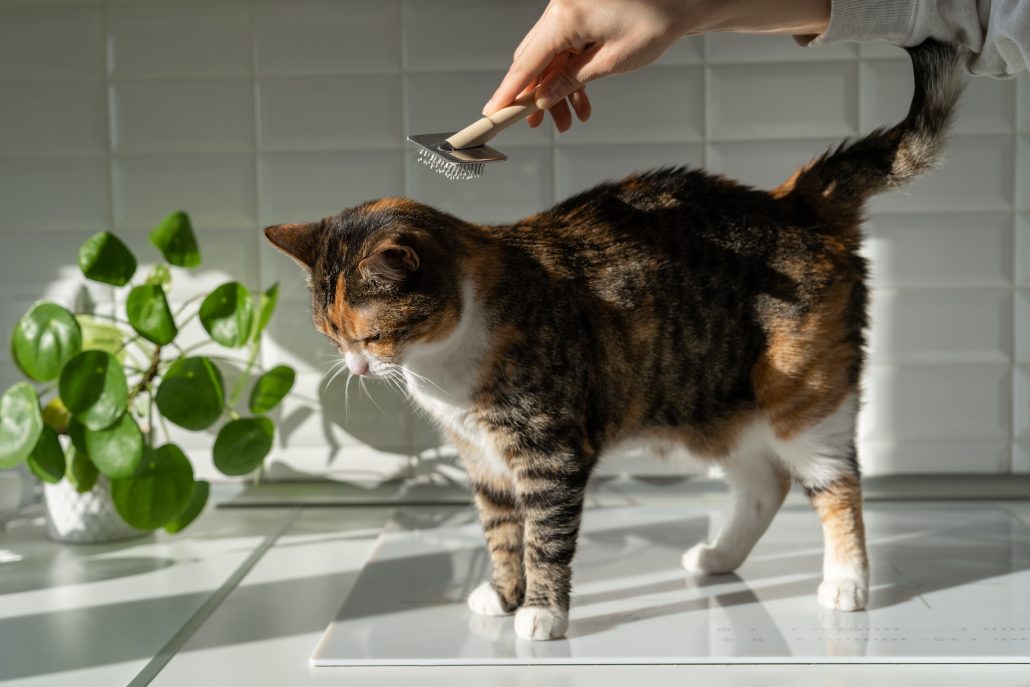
[0, 0, 1027, 480]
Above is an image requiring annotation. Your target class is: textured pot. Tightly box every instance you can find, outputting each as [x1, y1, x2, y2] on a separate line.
[43, 476, 149, 544]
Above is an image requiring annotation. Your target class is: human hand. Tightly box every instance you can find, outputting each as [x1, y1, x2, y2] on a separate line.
[483, 0, 691, 132]
[484, 0, 832, 132]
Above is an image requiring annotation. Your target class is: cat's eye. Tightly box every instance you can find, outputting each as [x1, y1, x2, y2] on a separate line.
[361, 333, 381, 344]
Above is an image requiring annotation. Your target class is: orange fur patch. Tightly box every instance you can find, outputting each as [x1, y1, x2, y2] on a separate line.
[810, 474, 868, 571]
[752, 273, 860, 441]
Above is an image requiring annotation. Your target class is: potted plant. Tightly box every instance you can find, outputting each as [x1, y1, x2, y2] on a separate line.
[0, 212, 295, 542]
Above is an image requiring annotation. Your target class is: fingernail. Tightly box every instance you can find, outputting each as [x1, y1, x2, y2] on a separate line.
[536, 87, 561, 111]
[481, 99, 494, 115]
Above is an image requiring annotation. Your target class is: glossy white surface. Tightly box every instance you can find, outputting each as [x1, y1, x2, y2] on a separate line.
[5, 486, 1030, 685]
[314, 504, 1030, 665]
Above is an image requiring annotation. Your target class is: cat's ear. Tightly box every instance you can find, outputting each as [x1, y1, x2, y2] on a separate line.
[358, 237, 419, 285]
[264, 221, 322, 271]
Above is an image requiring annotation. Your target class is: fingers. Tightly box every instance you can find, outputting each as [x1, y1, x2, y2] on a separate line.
[484, 15, 568, 115]
[568, 88, 591, 122]
[535, 43, 603, 110]
[547, 98, 573, 132]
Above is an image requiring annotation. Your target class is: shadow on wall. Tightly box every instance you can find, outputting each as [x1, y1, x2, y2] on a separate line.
[263, 327, 453, 482]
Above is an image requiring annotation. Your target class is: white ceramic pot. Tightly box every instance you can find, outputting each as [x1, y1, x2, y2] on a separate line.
[43, 476, 149, 544]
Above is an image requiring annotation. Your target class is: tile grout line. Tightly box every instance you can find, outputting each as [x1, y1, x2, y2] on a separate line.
[127, 506, 304, 687]
[1011, 76, 1023, 473]
[701, 35, 709, 169]
[249, 0, 264, 378]
[101, 2, 116, 309]
[399, 0, 418, 474]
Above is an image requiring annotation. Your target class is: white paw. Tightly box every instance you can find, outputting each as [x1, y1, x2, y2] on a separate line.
[514, 606, 568, 641]
[681, 543, 741, 575]
[467, 581, 512, 616]
[818, 578, 869, 612]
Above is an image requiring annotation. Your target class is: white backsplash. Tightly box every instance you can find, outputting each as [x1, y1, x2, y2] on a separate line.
[0, 0, 1027, 480]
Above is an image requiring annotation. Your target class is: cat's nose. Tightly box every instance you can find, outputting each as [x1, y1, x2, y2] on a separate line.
[345, 352, 369, 376]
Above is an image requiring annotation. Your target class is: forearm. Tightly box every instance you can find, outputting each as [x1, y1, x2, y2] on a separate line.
[682, 0, 830, 36]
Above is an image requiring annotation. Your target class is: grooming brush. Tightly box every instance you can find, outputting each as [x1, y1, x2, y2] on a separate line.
[408, 92, 540, 180]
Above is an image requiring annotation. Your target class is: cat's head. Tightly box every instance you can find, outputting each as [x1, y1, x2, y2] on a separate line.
[264, 198, 464, 377]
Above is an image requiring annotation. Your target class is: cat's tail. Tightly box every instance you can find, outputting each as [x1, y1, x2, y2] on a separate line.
[779, 40, 964, 209]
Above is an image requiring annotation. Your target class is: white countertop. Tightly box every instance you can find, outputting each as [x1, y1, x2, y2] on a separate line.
[2, 485, 1030, 686]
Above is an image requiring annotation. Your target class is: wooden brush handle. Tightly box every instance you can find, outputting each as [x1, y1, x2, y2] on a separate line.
[445, 92, 540, 150]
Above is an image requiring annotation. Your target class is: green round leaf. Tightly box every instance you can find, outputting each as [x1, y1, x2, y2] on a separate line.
[200, 282, 254, 348]
[27, 425, 65, 484]
[126, 284, 178, 345]
[77, 315, 125, 357]
[0, 383, 43, 469]
[68, 419, 88, 455]
[146, 264, 172, 288]
[66, 446, 98, 494]
[163, 479, 209, 534]
[250, 283, 279, 343]
[155, 357, 224, 430]
[150, 211, 201, 268]
[78, 231, 137, 286]
[59, 350, 128, 431]
[84, 412, 143, 479]
[111, 443, 194, 530]
[248, 365, 295, 414]
[11, 302, 82, 382]
[42, 397, 71, 434]
[213, 417, 274, 476]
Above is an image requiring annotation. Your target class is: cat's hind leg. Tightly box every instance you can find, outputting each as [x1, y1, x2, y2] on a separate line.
[683, 450, 791, 575]
[773, 394, 869, 612]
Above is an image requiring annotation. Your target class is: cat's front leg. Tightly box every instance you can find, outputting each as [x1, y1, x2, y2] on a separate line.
[468, 478, 525, 616]
[513, 461, 589, 641]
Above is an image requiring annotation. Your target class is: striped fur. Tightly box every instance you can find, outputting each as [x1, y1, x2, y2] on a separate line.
[265, 41, 963, 640]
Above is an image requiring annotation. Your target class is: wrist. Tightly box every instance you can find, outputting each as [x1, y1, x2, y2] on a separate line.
[682, 0, 830, 36]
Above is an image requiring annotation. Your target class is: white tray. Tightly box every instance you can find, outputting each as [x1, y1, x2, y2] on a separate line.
[312, 503, 1030, 665]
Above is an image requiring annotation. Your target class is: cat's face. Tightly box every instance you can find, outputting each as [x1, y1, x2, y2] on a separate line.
[264, 199, 463, 377]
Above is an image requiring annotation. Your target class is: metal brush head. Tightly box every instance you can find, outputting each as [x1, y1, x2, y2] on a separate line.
[407, 132, 507, 181]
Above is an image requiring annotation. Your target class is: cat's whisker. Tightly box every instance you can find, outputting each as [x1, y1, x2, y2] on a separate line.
[358, 376, 386, 416]
[385, 369, 406, 397]
[402, 368, 449, 396]
[384, 362, 448, 397]
[343, 371, 354, 423]
[322, 359, 349, 392]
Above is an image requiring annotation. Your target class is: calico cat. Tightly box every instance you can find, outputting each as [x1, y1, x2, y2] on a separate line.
[266, 40, 962, 641]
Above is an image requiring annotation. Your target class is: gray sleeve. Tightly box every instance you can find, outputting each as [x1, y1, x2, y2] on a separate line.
[796, 0, 1028, 77]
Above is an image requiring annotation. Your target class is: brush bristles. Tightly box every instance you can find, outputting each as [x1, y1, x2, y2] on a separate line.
[416, 148, 484, 181]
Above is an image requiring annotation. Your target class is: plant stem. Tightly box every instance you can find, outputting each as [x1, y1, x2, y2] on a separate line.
[227, 340, 260, 409]
[177, 311, 199, 330]
[173, 293, 206, 318]
[178, 340, 211, 356]
[204, 354, 268, 373]
[79, 311, 131, 326]
[115, 333, 143, 356]
[147, 390, 155, 449]
[128, 344, 162, 404]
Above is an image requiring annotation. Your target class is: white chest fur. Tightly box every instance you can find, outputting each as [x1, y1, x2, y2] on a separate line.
[402, 282, 512, 478]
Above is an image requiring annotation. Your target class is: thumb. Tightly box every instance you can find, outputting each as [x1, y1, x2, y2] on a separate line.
[535, 45, 606, 110]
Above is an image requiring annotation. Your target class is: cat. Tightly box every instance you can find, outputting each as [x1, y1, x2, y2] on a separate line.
[266, 40, 962, 641]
